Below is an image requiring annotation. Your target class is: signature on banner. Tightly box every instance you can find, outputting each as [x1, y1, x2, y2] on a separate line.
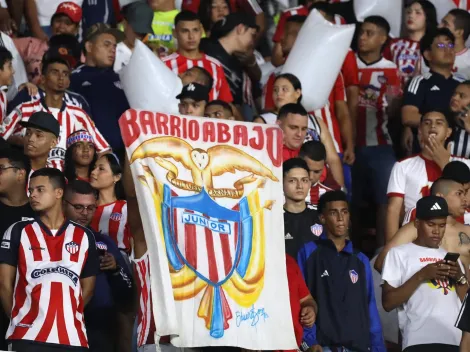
[235, 306, 269, 327]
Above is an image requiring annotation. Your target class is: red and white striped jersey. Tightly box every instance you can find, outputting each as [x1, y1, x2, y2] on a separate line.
[133, 252, 156, 347]
[454, 0, 470, 10]
[90, 200, 131, 253]
[356, 56, 400, 147]
[0, 88, 6, 126]
[306, 182, 332, 210]
[384, 38, 420, 87]
[342, 49, 359, 88]
[387, 154, 470, 212]
[403, 206, 469, 226]
[420, 48, 470, 81]
[1, 99, 110, 170]
[311, 73, 346, 153]
[162, 52, 234, 103]
[0, 219, 99, 348]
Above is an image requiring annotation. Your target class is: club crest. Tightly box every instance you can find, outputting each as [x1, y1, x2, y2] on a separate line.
[349, 269, 358, 284]
[65, 241, 80, 255]
[311, 224, 323, 237]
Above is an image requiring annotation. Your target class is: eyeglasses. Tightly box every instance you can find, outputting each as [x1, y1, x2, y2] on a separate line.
[0, 166, 19, 174]
[436, 43, 455, 49]
[65, 200, 97, 213]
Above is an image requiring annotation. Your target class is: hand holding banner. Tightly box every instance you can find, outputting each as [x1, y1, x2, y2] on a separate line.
[282, 10, 355, 111]
[119, 40, 182, 114]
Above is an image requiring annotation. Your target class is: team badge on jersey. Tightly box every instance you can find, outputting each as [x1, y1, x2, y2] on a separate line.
[310, 224, 323, 237]
[96, 241, 108, 252]
[378, 75, 387, 84]
[349, 269, 358, 284]
[65, 241, 80, 255]
[110, 212, 122, 221]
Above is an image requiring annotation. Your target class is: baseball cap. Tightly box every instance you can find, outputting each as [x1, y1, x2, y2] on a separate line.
[416, 195, 449, 220]
[20, 112, 60, 138]
[176, 83, 210, 102]
[52, 2, 82, 24]
[442, 161, 470, 184]
[84, 23, 125, 43]
[46, 34, 81, 68]
[211, 13, 259, 39]
[122, 1, 154, 35]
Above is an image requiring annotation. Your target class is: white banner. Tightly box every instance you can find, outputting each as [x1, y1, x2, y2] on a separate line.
[354, 0, 403, 38]
[120, 110, 297, 349]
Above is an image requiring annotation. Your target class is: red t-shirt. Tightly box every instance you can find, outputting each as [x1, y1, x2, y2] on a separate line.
[283, 145, 300, 161]
[284, 255, 311, 350]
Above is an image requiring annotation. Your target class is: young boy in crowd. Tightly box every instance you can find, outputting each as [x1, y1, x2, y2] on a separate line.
[177, 83, 210, 117]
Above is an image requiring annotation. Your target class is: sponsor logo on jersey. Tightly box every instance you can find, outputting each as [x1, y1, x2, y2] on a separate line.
[65, 241, 80, 255]
[110, 212, 122, 221]
[48, 147, 66, 161]
[31, 266, 79, 286]
[1, 241, 9, 249]
[398, 54, 419, 61]
[401, 65, 415, 74]
[349, 269, 358, 284]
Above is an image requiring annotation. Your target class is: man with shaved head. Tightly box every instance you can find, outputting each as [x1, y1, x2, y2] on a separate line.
[376, 177, 470, 274]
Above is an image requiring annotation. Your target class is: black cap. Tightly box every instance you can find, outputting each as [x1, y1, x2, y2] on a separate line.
[84, 23, 125, 43]
[211, 13, 259, 39]
[45, 34, 81, 68]
[176, 83, 210, 102]
[20, 112, 60, 138]
[416, 196, 449, 220]
[122, 1, 154, 35]
[442, 161, 470, 184]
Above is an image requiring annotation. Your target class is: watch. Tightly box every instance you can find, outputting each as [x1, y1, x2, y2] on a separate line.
[457, 275, 468, 285]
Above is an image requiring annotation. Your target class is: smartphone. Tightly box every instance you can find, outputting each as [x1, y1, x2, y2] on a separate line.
[444, 252, 460, 263]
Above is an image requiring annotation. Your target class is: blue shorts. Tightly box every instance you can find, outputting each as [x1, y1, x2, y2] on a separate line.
[352, 145, 396, 205]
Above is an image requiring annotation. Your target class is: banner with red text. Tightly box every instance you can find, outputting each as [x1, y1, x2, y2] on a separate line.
[119, 110, 296, 349]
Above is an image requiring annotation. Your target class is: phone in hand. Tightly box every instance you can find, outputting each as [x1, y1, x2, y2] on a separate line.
[444, 252, 460, 263]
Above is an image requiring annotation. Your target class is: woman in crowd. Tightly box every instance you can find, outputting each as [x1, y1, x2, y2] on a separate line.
[254, 73, 344, 187]
[384, 0, 437, 86]
[198, 0, 231, 35]
[90, 154, 132, 256]
[64, 130, 97, 182]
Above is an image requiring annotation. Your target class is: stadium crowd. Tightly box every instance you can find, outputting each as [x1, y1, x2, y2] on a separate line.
[0, 0, 470, 351]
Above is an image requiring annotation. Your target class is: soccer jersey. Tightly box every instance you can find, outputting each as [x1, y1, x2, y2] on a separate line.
[342, 49, 360, 88]
[311, 73, 346, 153]
[387, 154, 470, 212]
[0, 98, 110, 170]
[133, 252, 156, 347]
[454, 0, 470, 10]
[306, 182, 332, 210]
[0, 88, 6, 126]
[0, 218, 99, 348]
[382, 243, 462, 349]
[162, 52, 233, 102]
[90, 200, 131, 253]
[384, 38, 420, 87]
[356, 56, 400, 147]
[420, 48, 470, 82]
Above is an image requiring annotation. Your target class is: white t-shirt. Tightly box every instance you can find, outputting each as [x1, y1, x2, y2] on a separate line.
[420, 48, 470, 82]
[114, 42, 132, 73]
[35, 0, 83, 26]
[382, 243, 462, 349]
[387, 154, 470, 212]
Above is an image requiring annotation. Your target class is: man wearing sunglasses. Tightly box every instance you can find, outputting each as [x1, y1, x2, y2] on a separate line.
[63, 179, 133, 352]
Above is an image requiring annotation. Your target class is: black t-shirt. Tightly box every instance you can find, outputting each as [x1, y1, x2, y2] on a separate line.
[200, 38, 245, 105]
[0, 201, 35, 237]
[284, 206, 322, 258]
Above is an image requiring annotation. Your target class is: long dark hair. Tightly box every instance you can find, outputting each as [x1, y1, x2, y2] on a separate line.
[64, 143, 97, 182]
[274, 73, 303, 104]
[92, 154, 126, 201]
[407, 0, 438, 35]
[198, 0, 231, 33]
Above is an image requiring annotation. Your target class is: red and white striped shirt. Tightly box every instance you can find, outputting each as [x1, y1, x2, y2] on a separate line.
[1, 99, 110, 170]
[90, 200, 131, 253]
[0, 88, 6, 126]
[356, 56, 400, 147]
[134, 252, 156, 347]
[162, 52, 233, 103]
[311, 73, 346, 153]
[0, 219, 99, 348]
[384, 38, 420, 87]
[454, 0, 470, 10]
[306, 182, 332, 209]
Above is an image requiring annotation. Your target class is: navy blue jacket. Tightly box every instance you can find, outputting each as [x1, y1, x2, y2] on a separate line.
[297, 234, 385, 352]
[70, 65, 130, 151]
